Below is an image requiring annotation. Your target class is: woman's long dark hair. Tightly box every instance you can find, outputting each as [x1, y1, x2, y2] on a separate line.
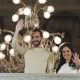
[56, 42, 75, 73]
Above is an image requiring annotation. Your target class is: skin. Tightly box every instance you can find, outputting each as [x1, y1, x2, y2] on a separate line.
[62, 46, 72, 63]
[31, 31, 42, 47]
[61, 45, 80, 68]
[15, 19, 42, 47]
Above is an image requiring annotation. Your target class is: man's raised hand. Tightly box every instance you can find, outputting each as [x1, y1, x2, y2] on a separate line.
[15, 19, 24, 33]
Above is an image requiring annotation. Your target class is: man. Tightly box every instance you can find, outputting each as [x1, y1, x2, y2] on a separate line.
[12, 19, 54, 73]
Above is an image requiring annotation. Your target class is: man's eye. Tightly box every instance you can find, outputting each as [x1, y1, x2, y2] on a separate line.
[36, 36, 39, 38]
[62, 51, 65, 53]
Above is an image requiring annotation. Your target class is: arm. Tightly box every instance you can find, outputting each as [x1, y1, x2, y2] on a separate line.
[11, 19, 26, 55]
[47, 52, 54, 74]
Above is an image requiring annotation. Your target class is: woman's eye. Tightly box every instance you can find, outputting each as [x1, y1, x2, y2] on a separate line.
[62, 51, 65, 53]
[67, 50, 70, 52]
[36, 36, 39, 38]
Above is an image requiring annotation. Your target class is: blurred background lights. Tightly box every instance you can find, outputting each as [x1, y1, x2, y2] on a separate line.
[18, 8, 24, 15]
[23, 35, 31, 43]
[47, 6, 55, 13]
[12, 0, 21, 4]
[43, 31, 50, 38]
[12, 14, 19, 22]
[38, 0, 47, 4]
[52, 45, 59, 53]
[44, 11, 50, 19]
[23, 7, 31, 16]
[4, 35, 12, 43]
[54, 36, 62, 44]
[0, 43, 6, 51]
[0, 52, 5, 59]
[9, 49, 15, 56]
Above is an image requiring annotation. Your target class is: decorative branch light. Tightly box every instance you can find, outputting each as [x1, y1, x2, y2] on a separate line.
[0, 30, 24, 72]
[12, 0, 55, 30]
[0, 0, 63, 73]
[11, 0, 64, 51]
[11, 2, 66, 63]
[0, 0, 65, 73]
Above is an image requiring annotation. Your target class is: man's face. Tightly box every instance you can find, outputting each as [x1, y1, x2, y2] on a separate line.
[31, 31, 42, 47]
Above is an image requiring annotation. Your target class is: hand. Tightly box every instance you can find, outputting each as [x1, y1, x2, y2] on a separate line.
[15, 19, 24, 33]
[72, 53, 79, 65]
[72, 53, 80, 69]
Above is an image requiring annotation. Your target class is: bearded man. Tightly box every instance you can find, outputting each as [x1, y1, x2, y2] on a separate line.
[12, 19, 54, 73]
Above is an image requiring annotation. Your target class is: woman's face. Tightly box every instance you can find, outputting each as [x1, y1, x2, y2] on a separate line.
[62, 46, 72, 61]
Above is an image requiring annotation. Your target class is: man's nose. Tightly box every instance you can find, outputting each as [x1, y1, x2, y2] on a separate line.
[32, 37, 36, 41]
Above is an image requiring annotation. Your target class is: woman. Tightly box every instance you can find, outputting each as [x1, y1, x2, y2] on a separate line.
[56, 42, 80, 73]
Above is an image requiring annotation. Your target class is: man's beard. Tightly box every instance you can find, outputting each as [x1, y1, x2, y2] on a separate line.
[32, 40, 41, 47]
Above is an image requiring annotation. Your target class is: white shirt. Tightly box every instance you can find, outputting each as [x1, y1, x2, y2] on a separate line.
[24, 48, 50, 73]
[12, 35, 53, 73]
[58, 63, 80, 74]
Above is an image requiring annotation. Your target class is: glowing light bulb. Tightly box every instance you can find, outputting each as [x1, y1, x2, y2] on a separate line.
[23, 7, 31, 16]
[9, 49, 15, 56]
[12, 0, 21, 4]
[12, 14, 19, 22]
[43, 31, 50, 38]
[44, 11, 51, 19]
[23, 35, 31, 43]
[0, 52, 5, 59]
[47, 6, 55, 13]
[34, 23, 38, 27]
[4, 35, 12, 43]
[18, 8, 24, 15]
[38, 0, 47, 4]
[52, 46, 59, 53]
[54, 36, 62, 44]
[0, 43, 6, 51]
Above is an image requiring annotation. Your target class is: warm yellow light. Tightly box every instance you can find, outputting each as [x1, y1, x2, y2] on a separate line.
[43, 31, 50, 38]
[12, 14, 19, 22]
[0, 52, 5, 59]
[4, 35, 12, 43]
[0, 43, 6, 51]
[23, 35, 31, 43]
[12, 0, 21, 4]
[52, 45, 59, 53]
[38, 0, 47, 4]
[23, 7, 31, 16]
[18, 8, 24, 15]
[9, 49, 15, 56]
[47, 6, 55, 13]
[44, 11, 51, 19]
[54, 36, 62, 44]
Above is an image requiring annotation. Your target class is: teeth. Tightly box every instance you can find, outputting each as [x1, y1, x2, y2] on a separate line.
[34, 42, 38, 44]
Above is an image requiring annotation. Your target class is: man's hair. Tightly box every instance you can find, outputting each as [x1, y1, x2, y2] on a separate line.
[33, 28, 43, 37]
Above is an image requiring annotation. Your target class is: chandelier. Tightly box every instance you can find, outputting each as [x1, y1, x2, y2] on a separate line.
[0, 29, 24, 72]
[12, 0, 55, 31]
[0, 29, 64, 72]
[11, 0, 65, 72]
[0, 0, 65, 72]
[11, 0, 64, 51]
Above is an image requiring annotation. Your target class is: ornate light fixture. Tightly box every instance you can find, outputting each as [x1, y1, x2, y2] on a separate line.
[0, 0, 65, 72]
[11, 0, 64, 49]
[11, 1, 65, 72]
[0, 30, 24, 72]
[12, 0, 55, 31]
